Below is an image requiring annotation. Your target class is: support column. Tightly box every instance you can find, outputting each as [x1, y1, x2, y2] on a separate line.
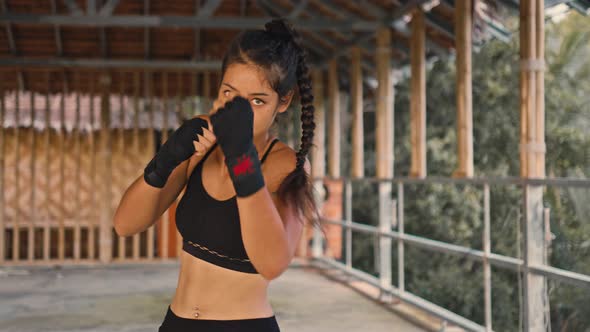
[308, 68, 326, 259]
[99, 72, 113, 264]
[520, 0, 547, 330]
[376, 27, 394, 179]
[350, 46, 364, 179]
[454, 0, 474, 178]
[328, 59, 340, 178]
[410, 9, 426, 178]
[375, 26, 394, 302]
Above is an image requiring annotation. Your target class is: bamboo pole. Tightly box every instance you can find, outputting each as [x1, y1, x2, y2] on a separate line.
[89, 71, 96, 260]
[14, 77, 21, 261]
[99, 71, 112, 264]
[310, 69, 325, 179]
[58, 72, 66, 260]
[29, 77, 36, 261]
[117, 70, 126, 260]
[350, 46, 364, 179]
[74, 71, 82, 261]
[43, 71, 51, 261]
[327, 59, 340, 178]
[410, 9, 427, 178]
[454, 0, 474, 178]
[132, 71, 141, 260]
[375, 27, 394, 179]
[535, 0, 545, 178]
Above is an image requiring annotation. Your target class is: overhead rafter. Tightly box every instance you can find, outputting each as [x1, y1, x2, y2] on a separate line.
[0, 57, 222, 70]
[0, 13, 381, 30]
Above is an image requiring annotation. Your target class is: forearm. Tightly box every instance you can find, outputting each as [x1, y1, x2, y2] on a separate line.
[113, 175, 164, 237]
[237, 187, 289, 280]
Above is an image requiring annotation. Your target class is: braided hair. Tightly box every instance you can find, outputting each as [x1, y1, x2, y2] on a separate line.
[219, 18, 323, 234]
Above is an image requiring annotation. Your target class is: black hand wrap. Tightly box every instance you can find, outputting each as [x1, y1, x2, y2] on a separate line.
[210, 96, 265, 197]
[143, 117, 208, 188]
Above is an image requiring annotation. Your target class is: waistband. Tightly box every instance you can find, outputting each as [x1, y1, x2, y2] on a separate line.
[159, 305, 280, 331]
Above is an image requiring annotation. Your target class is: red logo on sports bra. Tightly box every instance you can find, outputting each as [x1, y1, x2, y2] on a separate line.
[232, 155, 254, 176]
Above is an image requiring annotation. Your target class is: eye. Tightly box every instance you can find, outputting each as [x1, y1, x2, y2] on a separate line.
[223, 90, 231, 97]
[252, 98, 265, 106]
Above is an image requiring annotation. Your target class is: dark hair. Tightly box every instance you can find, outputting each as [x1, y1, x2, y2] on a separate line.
[219, 18, 325, 238]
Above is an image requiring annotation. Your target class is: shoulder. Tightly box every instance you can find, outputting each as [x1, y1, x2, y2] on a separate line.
[263, 140, 311, 191]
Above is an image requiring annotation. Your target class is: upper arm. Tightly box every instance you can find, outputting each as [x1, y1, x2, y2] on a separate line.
[270, 150, 310, 263]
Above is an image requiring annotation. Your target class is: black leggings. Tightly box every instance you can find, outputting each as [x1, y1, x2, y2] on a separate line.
[158, 305, 281, 332]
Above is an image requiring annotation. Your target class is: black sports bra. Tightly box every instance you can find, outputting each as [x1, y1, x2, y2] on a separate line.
[175, 138, 280, 274]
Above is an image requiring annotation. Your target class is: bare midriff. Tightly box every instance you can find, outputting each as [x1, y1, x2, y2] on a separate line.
[169, 248, 274, 320]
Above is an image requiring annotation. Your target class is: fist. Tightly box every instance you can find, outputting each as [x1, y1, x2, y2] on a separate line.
[209, 96, 254, 158]
[191, 115, 217, 157]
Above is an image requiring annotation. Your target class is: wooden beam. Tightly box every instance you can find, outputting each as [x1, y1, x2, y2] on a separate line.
[375, 27, 394, 179]
[310, 69, 325, 179]
[327, 59, 340, 178]
[453, 0, 474, 178]
[410, 9, 426, 178]
[98, 71, 112, 263]
[350, 46, 364, 179]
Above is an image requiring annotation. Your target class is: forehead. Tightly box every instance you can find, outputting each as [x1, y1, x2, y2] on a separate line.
[222, 63, 274, 93]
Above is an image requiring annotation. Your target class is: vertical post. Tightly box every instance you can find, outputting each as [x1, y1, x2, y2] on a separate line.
[454, 0, 474, 178]
[74, 71, 82, 261]
[14, 75, 21, 261]
[310, 69, 325, 259]
[43, 71, 51, 262]
[535, 0, 546, 178]
[375, 27, 394, 179]
[29, 78, 36, 262]
[132, 71, 141, 260]
[344, 179, 352, 270]
[89, 71, 96, 260]
[327, 59, 340, 179]
[520, 0, 547, 329]
[58, 73, 65, 261]
[397, 182, 405, 293]
[350, 46, 364, 179]
[376, 26, 394, 301]
[483, 183, 492, 332]
[410, 9, 426, 178]
[117, 70, 126, 260]
[99, 72, 112, 264]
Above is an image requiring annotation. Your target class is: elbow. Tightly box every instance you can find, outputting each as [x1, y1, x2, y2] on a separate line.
[258, 259, 290, 281]
[113, 218, 128, 237]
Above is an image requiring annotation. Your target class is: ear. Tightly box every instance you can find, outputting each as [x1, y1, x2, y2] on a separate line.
[276, 90, 295, 114]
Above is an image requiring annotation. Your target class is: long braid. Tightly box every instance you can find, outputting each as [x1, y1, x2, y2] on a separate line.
[264, 18, 324, 234]
[293, 37, 315, 172]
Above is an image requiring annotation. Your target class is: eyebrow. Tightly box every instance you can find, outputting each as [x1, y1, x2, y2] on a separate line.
[222, 82, 270, 97]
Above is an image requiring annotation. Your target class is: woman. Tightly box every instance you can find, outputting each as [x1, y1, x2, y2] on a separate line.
[114, 17, 324, 331]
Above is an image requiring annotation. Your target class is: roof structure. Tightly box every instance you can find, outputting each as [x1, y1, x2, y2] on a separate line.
[0, 0, 586, 98]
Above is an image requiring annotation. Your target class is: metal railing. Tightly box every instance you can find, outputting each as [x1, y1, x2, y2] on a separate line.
[309, 175, 590, 332]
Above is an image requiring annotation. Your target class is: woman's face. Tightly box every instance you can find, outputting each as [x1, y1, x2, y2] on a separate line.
[210, 63, 294, 138]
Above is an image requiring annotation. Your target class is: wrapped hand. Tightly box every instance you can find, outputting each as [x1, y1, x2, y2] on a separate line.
[210, 96, 265, 197]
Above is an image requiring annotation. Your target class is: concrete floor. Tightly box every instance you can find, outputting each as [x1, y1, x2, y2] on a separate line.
[0, 259, 427, 332]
